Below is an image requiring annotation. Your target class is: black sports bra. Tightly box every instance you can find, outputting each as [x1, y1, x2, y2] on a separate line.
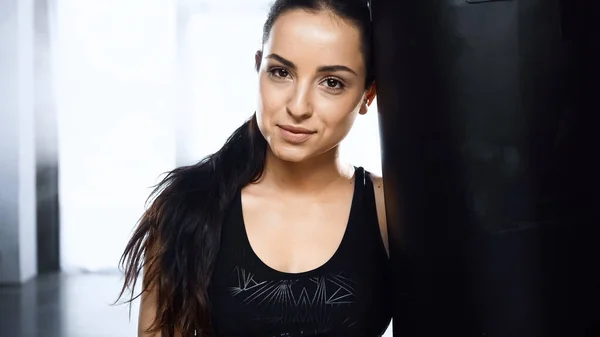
[210, 167, 392, 336]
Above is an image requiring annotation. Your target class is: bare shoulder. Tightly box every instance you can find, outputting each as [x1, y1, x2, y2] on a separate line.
[369, 173, 389, 257]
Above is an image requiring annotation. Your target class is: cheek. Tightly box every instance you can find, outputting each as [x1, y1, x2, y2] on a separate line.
[321, 97, 362, 127]
[320, 105, 360, 142]
[256, 77, 282, 139]
[256, 79, 271, 119]
[257, 77, 282, 117]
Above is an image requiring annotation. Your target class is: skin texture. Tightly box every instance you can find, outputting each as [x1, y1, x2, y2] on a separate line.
[255, 10, 371, 165]
[244, 9, 387, 276]
[137, 8, 387, 336]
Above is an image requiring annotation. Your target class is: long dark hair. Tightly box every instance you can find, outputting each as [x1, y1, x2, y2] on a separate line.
[116, 1, 374, 336]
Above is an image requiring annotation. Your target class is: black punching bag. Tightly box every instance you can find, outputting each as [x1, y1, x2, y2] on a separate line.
[372, 0, 599, 336]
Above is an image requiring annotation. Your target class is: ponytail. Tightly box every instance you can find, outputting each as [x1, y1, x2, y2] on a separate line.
[116, 114, 267, 336]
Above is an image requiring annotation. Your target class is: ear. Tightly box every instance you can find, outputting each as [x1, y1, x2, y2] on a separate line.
[255, 50, 263, 72]
[359, 82, 377, 115]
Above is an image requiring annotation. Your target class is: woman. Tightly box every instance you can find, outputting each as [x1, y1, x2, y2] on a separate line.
[117, 0, 392, 336]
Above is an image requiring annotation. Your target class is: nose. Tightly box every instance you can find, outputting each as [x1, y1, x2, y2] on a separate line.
[286, 82, 313, 120]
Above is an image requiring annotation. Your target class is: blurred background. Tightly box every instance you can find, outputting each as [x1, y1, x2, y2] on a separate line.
[0, 0, 389, 336]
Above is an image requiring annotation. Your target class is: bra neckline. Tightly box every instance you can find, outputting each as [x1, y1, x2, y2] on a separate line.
[236, 167, 365, 279]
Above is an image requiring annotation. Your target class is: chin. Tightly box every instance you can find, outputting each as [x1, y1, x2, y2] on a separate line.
[269, 144, 313, 163]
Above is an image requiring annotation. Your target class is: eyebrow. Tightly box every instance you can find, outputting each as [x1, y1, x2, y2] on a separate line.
[265, 53, 358, 76]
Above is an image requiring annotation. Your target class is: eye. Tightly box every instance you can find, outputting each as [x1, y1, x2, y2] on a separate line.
[268, 67, 290, 79]
[322, 78, 345, 92]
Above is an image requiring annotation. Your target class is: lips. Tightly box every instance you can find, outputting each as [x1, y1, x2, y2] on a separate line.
[277, 124, 315, 144]
[278, 125, 315, 134]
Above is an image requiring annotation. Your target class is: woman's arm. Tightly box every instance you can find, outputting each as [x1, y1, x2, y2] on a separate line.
[137, 242, 182, 337]
[138, 282, 164, 336]
[371, 175, 390, 256]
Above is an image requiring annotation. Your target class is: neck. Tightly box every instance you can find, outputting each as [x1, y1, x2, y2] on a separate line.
[261, 146, 354, 194]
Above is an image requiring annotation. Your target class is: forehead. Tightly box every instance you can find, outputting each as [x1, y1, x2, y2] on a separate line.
[264, 9, 364, 71]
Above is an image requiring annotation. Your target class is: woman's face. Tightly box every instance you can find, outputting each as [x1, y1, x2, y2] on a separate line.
[255, 9, 374, 163]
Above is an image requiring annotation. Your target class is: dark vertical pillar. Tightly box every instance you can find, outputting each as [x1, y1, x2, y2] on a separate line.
[34, 0, 60, 274]
[371, 0, 599, 336]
